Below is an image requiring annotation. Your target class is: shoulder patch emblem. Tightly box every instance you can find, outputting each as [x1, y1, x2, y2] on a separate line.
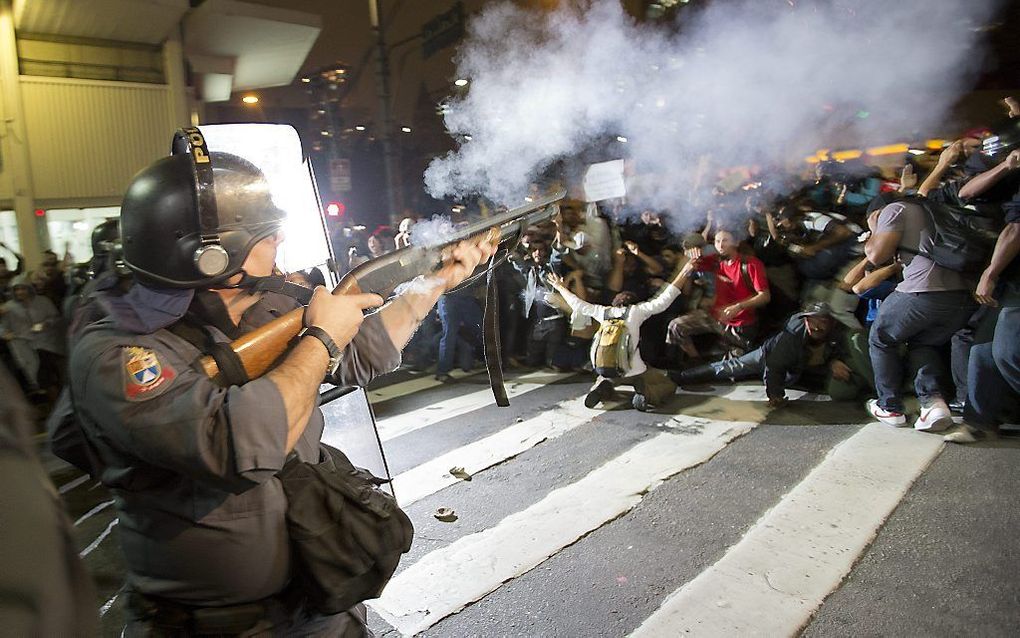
[123, 346, 176, 400]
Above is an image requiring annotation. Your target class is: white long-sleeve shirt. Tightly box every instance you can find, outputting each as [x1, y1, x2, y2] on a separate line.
[556, 284, 682, 377]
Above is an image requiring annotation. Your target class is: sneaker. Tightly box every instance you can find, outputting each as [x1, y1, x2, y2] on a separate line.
[585, 379, 614, 409]
[866, 399, 907, 427]
[915, 399, 953, 432]
[435, 373, 454, 383]
[944, 425, 997, 444]
[632, 393, 649, 412]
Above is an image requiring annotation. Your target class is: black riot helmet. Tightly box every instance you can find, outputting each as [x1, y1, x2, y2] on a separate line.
[91, 218, 119, 259]
[119, 127, 286, 288]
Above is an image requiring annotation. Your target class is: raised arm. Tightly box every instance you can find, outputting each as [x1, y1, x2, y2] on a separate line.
[624, 241, 664, 276]
[918, 141, 963, 198]
[958, 150, 1020, 201]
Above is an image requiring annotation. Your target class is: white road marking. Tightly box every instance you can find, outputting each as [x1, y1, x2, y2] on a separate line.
[630, 423, 943, 638]
[370, 416, 757, 636]
[367, 369, 481, 404]
[375, 371, 572, 442]
[58, 474, 90, 494]
[74, 500, 115, 527]
[392, 396, 620, 506]
[80, 519, 119, 558]
[679, 384, 831, 402]
[99, 594, 119, 617]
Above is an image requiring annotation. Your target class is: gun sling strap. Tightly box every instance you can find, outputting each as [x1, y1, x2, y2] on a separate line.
[445, 222, 529, 408]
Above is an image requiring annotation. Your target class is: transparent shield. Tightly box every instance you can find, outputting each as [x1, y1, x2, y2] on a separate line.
[198, 124, 334, 280]
[317, 387, 394, 498]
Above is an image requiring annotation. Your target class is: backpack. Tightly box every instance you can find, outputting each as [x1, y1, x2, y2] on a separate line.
[902, 196, 1001, 273]
[593, 309, 631, 378]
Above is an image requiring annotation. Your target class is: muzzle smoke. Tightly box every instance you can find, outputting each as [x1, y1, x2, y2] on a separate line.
[425, 0, 1000, 221]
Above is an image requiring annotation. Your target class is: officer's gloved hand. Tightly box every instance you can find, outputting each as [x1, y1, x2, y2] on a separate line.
[305, 287, 384, 349]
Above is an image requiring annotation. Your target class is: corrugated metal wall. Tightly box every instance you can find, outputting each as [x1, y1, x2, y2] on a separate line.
[20, 76, 178, 203]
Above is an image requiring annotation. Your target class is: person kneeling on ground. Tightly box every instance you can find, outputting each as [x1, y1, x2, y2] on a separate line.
[546, 259, 697, 411]
[669, 302, 870, 408]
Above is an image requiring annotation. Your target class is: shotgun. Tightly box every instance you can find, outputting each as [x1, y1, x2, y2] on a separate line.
[199, 190, 566, 383]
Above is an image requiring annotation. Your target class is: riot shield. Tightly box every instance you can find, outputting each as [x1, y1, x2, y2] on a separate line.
[317, 386, 395, 498]
[198, 123, 337, 285]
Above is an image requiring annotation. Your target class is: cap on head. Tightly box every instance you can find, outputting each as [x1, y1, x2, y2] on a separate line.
[802, 301, 833, 318]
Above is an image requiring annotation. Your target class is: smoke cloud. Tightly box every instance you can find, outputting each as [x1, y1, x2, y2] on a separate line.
[425, 0, 1000, 221]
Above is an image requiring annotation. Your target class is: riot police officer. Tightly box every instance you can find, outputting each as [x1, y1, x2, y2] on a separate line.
[69, 130, 495, 636]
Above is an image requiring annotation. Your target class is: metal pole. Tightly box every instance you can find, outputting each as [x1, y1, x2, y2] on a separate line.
[369, 0, 402, 221]
[0, 0, 46, 265]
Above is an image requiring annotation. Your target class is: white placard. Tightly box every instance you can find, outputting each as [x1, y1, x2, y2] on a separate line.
[582, 159, 627, 202]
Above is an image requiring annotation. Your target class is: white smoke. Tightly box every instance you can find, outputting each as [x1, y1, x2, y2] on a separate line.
[425, 0, 1000, 221]
[408, 214, 458, 248]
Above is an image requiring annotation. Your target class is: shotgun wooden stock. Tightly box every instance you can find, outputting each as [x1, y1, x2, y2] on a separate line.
[198, 277, 365, 383]
[199, 190, 565, 382]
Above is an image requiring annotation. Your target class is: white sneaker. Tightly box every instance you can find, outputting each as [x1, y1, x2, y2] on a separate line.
[866, 399, 907, 427]
[944, 425, 997, 444]
[915, 399, 953, 432]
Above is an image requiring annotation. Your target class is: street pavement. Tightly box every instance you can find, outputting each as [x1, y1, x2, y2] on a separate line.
[52, 368, 1020, 637]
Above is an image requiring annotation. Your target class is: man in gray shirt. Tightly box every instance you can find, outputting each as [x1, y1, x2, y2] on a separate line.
[864, 197, 976, 431]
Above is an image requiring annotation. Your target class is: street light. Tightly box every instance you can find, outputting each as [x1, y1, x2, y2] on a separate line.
[454, 78, 469, 87]
[401, 126, 411, 133]
[355, 125, 366, 131]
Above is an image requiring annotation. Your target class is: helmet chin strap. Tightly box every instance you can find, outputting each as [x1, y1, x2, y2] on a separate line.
[213, 270, 314, 305]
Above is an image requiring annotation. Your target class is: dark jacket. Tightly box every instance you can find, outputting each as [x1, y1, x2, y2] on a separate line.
[759, 313, 842, 399]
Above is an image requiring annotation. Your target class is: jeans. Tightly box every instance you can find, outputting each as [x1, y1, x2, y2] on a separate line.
[869, 290, 977, 412]
[964, 306, 1020, 431]
[437, 296, 483, 375]
[679, 348, 766, 384]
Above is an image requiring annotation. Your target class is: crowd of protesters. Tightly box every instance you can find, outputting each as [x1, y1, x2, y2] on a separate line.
[4, 102, 1019, 447]
[329, 100, 1019, 442]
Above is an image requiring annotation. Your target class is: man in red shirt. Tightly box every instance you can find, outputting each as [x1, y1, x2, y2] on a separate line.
[666, 228, 771, 361]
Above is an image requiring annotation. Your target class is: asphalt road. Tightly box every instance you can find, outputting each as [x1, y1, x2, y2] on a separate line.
[50, 368, 1020, 637]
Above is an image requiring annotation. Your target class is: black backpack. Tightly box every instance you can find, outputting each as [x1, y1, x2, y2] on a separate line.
[901, 196, 1000, 273]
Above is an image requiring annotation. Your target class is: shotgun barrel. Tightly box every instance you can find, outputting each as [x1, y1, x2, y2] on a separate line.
[199, 190, 566, 383]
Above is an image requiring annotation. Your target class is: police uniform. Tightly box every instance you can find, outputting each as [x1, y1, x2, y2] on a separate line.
[73, 128, 412, 634]
[70, 285, 400, 635]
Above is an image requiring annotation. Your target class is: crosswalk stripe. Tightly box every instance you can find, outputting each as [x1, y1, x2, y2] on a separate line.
[99, 593, 119, 617]
[370, 416, 758, 636]
[80, 519, 118, 558]
[58, 474, 90, 494]
[375, 371, 572, 442]
[366, 369, 481, 404]
[630, 422, 943, 637]
[391, 396, 620, 506]
[74, 499, 115, 527]
[679, 385, 831, 402]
